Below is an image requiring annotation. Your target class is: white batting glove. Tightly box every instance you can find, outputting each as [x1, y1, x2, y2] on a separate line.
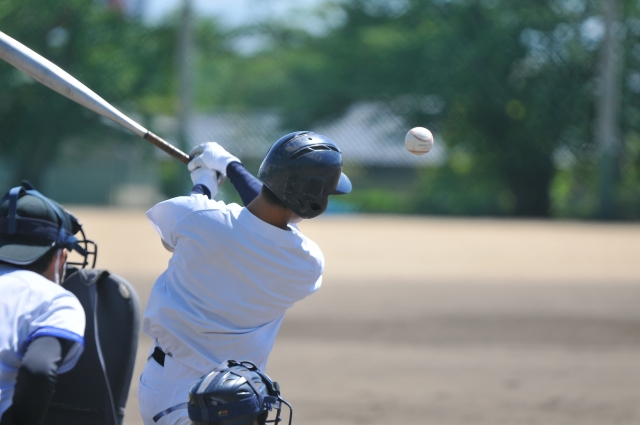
[188, 142, 240, 176]
[190, 167, 219, 198]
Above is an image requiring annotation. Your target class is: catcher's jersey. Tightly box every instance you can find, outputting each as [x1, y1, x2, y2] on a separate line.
[143, 194, 324, 375]
[0, 266, 85, 417]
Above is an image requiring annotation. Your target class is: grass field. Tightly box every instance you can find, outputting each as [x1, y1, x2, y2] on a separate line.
[68, 209, 640, 425]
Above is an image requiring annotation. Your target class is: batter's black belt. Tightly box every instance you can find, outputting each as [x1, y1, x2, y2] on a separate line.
[152, 346, 166, 367]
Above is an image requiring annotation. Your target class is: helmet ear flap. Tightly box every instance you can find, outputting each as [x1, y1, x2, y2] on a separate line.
[285, 177, 328, 219]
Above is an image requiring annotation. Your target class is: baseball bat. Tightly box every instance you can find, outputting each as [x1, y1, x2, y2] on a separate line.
[0, 30, 190, 164]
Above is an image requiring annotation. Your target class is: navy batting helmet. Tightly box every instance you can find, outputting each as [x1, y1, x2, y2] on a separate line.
[0, 181, 96, 268]
[257, 131, 352, 219]
[188, 360, 292, 425]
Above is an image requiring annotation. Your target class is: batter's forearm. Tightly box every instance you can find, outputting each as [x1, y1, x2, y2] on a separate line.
[226, 162, 262, 205]
[190, 184, 212, 199]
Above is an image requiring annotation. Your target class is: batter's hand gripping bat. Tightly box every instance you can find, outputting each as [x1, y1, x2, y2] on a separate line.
[0, 30, 191, 164]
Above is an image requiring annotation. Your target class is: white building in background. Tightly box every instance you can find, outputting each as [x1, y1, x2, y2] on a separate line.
[314, 102, 444, 167]
[151, 102, 444, 167]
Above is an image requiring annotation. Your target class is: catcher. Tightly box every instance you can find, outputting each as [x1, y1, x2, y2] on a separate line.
[0, 182, 93, 425]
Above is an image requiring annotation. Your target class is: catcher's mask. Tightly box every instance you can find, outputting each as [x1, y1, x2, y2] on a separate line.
[0, 181, 97, 268]
[188, 360, 292, 425]
[258, 131, 352, 219]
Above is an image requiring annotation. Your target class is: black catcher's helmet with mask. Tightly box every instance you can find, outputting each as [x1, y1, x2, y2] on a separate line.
[0, 181, 96, 269]
[187, 360, 292, 425]
[258, 131, 352, 219]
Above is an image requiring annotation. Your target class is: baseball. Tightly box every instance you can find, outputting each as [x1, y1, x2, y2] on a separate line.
[405, 127, 434, 155]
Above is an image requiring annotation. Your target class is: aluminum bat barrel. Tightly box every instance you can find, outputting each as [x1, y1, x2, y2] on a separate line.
[0, 31, 190, 164]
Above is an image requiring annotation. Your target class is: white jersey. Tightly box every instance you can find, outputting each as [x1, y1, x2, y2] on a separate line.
[0, 266, 85, 417]
[143, 194, 324, 375]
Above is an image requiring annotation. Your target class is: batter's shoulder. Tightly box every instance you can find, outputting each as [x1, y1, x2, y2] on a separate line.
[293, 230, 325, 271]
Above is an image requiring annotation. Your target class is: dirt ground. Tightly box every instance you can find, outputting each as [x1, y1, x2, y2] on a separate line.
[68, 209, 640, 425]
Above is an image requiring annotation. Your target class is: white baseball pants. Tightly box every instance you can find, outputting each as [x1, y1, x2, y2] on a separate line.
[138, 352, 202, 425]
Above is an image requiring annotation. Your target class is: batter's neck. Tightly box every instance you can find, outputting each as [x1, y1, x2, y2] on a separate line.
[246, 194, 294, 230]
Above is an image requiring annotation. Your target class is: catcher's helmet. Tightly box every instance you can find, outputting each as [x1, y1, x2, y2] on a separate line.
[258, 131, 352, 219]
[0, 181, 96, 268]
[188, 360, 292, 425]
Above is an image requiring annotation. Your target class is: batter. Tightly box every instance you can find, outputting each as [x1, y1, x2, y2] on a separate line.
[138, 132, 351, 425]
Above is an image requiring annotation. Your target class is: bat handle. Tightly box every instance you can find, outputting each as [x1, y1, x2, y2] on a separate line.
[144, 131, 191, 164]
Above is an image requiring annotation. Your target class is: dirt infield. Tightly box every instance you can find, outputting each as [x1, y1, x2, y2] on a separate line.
[68, 209, 640, 425]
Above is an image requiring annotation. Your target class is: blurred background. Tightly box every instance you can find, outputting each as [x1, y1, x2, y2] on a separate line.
[1, 0, 639, 219]
[2, 1, 640, 425]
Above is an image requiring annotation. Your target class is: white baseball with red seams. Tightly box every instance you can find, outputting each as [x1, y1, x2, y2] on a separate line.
[405, 127, 434, 155]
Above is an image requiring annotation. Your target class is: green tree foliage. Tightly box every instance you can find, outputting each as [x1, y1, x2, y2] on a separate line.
[0, 0, 178, 186]
[217, 0, 615, 217]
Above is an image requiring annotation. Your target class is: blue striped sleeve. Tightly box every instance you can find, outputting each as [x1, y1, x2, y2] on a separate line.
[21, 326, 84, 355]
